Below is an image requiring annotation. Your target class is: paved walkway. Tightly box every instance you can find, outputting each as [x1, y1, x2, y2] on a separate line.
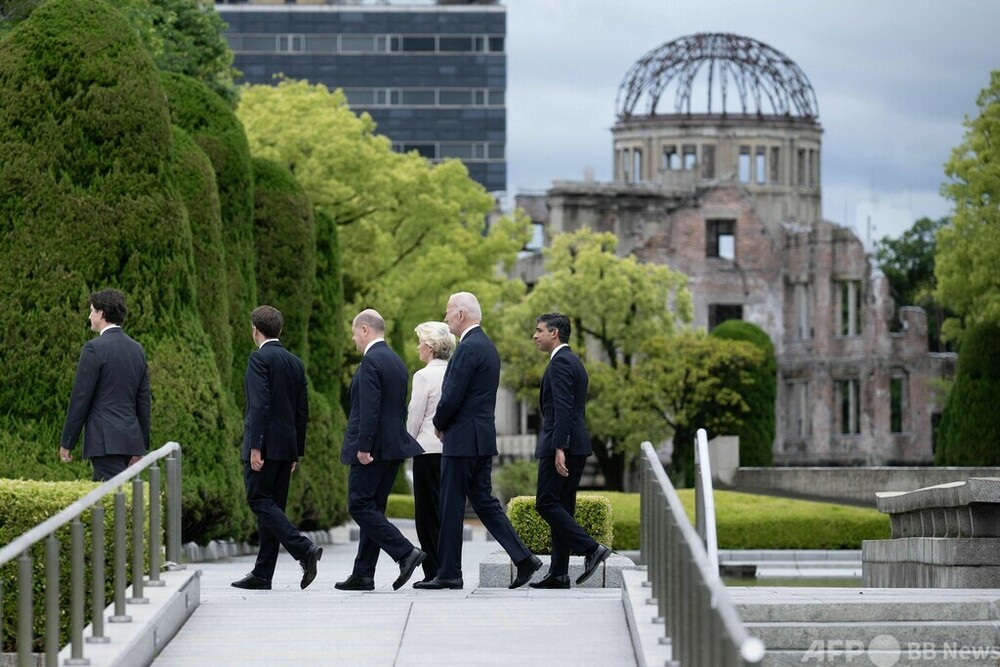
[154, 527, 637, 666]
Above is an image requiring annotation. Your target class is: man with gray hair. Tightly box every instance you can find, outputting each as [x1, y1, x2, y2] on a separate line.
[414, 292, 541, 590]
[337, 309, 426, 591]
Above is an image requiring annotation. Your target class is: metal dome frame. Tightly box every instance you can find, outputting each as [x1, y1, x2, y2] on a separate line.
[615, 33, 819, 120]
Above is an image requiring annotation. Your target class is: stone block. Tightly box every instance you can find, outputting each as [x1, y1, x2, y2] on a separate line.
[478, 551, 636, 588]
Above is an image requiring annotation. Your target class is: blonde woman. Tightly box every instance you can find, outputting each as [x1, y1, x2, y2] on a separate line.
[406, 321, 454, 584]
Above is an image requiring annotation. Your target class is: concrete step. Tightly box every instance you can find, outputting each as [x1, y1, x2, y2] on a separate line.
[746, 620, 1000, 650]
[736, 597, 997, 623]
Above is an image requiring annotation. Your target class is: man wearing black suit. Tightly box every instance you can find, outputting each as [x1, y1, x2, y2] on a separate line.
[60, 289, 151, 482]
[530, 313, 610, 589]
[414, 292, 541, 590]
[231, 305, 322, 591]
[336, 309, 426, 592]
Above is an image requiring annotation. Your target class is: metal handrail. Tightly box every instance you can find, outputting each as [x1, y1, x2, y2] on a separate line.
[640, 440, 764, 665]
[0, 441, 183, 665]
[693, 428, 719, 575]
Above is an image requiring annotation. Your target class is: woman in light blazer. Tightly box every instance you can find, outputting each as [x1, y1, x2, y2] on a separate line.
[406, 321, 454, 584]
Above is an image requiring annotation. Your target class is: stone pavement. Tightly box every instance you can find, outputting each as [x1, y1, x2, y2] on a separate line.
[154, 527, 637, 666]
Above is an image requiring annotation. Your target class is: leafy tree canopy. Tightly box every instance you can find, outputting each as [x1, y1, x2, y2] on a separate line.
[236, 80, 530, 375]
[935, 70, 1000, 344]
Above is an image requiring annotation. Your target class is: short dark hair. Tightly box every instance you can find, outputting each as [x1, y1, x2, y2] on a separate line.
[90, 289, 127, 326]
[536, 312, 570, 344]
[252, 305, 283, 339]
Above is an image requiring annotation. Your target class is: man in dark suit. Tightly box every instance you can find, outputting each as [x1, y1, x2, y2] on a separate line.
[414, 292, 541, 590]
[336, 309, 426, 592]
[231, 305, 322, 591]
[530, 313, 610, 589]
[60, 289, 151, 482]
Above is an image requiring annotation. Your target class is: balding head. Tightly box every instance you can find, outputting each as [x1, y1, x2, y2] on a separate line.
[444, 291, 482, 337]
[352, 308, 386, 353]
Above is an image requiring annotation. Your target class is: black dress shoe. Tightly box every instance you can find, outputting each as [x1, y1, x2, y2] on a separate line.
[412, 577, 463, 590]
[529, 574, 570, 589]
[334, 574, 375, 591]
[509, 554, 543, 589]
[231, 573, 271, 590]
[300, 544, 323, 590]
[394, 548, 427, 590]
[576, 544, 612, 585]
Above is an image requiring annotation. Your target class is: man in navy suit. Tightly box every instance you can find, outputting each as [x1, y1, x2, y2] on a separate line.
[530, 313, 610, 589]
[336, 309, 426, 592]
[414, 292, 541, 590]
[231, 305, 322, 591]
[60, 289, 151, 482]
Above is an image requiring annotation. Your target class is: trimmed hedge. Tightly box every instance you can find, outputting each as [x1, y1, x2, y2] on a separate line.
[507, 495, 614, 555]
[709, 320, 776, 466]
[0, 480, 139, 653]
[386, 493, 416, 520]
[935, 321, 1000, 465]
[159, 70, 257, 404]
[0, 0, 251, 544]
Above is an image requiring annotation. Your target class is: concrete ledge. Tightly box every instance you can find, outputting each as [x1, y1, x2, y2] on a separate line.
[621, 568, 672, 667]
[54, 568, 200, 667]
[478, 551, 635, 588]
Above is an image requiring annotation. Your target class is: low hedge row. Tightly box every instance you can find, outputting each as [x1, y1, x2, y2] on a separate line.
[0, 480, 143, 653]
[507, 495, 613, 555]
[386, 489, 890, 552]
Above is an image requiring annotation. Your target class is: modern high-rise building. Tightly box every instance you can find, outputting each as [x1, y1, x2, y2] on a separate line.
[216, 0, 507, 193]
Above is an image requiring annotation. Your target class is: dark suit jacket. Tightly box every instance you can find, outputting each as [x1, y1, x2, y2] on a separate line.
[536, 346, 592, 458]
[61, 328, 151, 459]
[242, 340, 309, 462]
[433, 326, 500, 457]
[341, 341, 423, 465]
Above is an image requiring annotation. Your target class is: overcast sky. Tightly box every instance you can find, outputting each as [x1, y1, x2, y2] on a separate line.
[503, 0, 997, 243]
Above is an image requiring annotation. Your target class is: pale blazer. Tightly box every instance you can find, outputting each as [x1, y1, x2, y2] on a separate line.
[406, 358, 447, 454]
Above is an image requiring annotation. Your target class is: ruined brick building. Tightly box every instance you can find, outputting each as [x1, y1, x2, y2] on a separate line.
[506, 33, 955, 466]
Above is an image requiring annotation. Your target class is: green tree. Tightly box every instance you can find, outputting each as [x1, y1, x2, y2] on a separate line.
[935, 321, 1000, 465]
[236, 80, 529, 393]
[160, 70, 257, 403]
[875, 216, 952, 351]
[935, 71, 1000, 343]
[708, 320, 776, 467]
[0, 0, 250, 541]
[494, 229, 693, 490]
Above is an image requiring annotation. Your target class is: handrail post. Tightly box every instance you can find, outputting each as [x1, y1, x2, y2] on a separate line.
[17, 552, 32, 667]
[109, 491, 131, 623]
[165, 449, 184, 569]
[45, 536, 59, 665]
[147, 465, 163, 586]
[67, 519, 89, 665]
[87, 505, 109, 644]
[129, 478, 148, 604]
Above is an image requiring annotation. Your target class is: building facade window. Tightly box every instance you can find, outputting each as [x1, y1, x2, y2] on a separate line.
[227, 32, 505, 55]
[754, 147, 766, 184]
[662, 145, 679, 171]
[682, 145, 697, 171]
[836, 378, 861, 435]
[769, 147, 780, 184]
[392, 141, 504, 162]
[632, 149, 643, 182]
[890, 373, 907, 434]
[837, 280, 863, 336]
[797, 148, 806, 186]
[706, 219, 735, 259]
[708, 304, 743, 330]
[343, 87, 504, 108]
[738, 146, 751, 183]
[785, 380, 811, 438]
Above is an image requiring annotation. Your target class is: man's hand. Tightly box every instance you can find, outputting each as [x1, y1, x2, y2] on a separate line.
[250, 448, 264, 472]
[434, 429, 443, 441]
[555, 448, 569, 478]
[128, 456, 141, 467]
[291, 462, 298, 473]
[357, 451, 373, 465]
[59, 447, 72, 463]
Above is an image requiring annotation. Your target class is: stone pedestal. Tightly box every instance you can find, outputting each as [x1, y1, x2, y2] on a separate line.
[478, 551, 636, 588]
[862, 478, 1000, 587]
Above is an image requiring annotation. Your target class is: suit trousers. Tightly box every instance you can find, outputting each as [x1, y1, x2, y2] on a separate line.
[244, 460, 312, 580]
[90, 454, 132, 482]
[412, 453, 441, 579]
[437, 455, 531, 579]
[535, 454, 597, 576]
[349, 460, 414, 577]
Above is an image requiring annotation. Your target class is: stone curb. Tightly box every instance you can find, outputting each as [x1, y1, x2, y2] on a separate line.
[478, 550, 636, 588]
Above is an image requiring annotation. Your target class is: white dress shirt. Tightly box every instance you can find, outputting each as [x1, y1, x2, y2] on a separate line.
[406, 358, 448, 454]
